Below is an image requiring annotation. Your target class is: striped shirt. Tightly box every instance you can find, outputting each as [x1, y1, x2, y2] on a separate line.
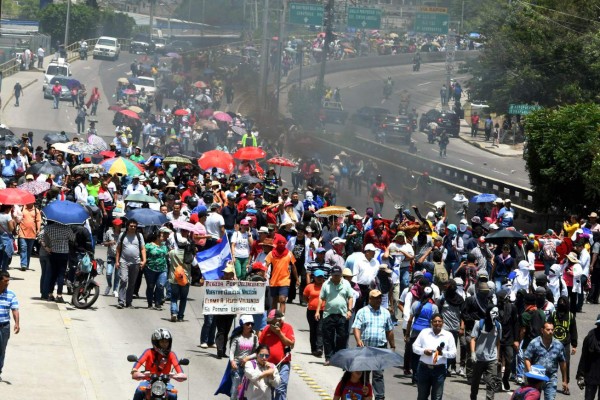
[352, 304, 394, 347]
[42, 223, 75, 254]
[0, 288, 19, 323]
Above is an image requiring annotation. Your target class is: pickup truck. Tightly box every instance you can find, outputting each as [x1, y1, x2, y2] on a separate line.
[130, 76, 157, 100]
[319, 101, 348, 124]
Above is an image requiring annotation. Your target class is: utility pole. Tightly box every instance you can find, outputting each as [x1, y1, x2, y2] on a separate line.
[149, 0, 155, 37]
[275, 0, 287, 115]
[445, 47, 455, 111]
[64, 0, 71, 46]
[316, 0, 334, 96]
[258, 0, 270, 110]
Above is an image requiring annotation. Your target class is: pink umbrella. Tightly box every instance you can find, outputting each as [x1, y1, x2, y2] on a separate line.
[123, 89, 137, 95]
[213, 111, 233, 123]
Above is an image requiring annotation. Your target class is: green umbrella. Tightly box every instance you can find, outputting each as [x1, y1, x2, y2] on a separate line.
[124, 193, 159, 204]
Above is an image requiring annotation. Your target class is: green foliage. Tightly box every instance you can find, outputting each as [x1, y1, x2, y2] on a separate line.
[287, 85, 321, 130]
[524, 103, 600, 212]
[467, 0, 600, 113]
[39, 4, 136, 44]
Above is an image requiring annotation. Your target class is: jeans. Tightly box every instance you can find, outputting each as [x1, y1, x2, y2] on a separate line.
[274, 363, 290, 400]
[53, 94, 60, 109]
[373, 202, 383, 216]
[399, 267, 410, 295]
[306, 309, 323, 353]
[471, 360, 496, 400]
[40, 255, 51, 297]
[516, 341, 525, 380]
[322, 314, 348, 360]
[215, 315, 235, 356]
[144, 268, 166, 307]
[170, 284, 190, 320]
[118, 262, 140, 306]
[230, 362, 244, 399]
[416, 362, 446, 400]
[0, 323, 10, 374]
[15, 95, 20, 106]
[47, 252, 69, 295]
[372, 369, 385, 400]
[18, 238, 35, 269]
[106, 257, 120, 292]
[542, 373, 557, 400]
[200, 314, 216, 345]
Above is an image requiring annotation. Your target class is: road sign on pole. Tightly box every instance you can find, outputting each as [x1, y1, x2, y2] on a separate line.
[414, 12, 449, 35]
[347, 7, 382, 29]
[508, 104, 542, 115]
[289, 2, 324, 25]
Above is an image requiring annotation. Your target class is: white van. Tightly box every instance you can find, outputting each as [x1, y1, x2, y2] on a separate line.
[93, 36, 120, 61]
[43, 58, 71, 91]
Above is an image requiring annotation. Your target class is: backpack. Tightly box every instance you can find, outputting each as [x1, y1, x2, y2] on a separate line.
[512, 387, 536, 400]
[433, 261, 449, 286]
[85, 205, 102, 232]
[541, 240, 557, 261]
[117, 232, 143, 256]
[478, 318, 502, 333]
[237, 359, 257, 400]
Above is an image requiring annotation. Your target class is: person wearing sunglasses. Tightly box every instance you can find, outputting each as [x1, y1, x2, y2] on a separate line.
[229, 315, 259, 399]
[241, 345, 281, 400]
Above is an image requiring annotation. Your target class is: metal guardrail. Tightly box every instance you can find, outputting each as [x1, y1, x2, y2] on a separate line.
[308, 133, 535, 214]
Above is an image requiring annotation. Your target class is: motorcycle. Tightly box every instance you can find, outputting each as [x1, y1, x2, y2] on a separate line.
[383, 83, 393, 99]
[413, 59, 420, 72]
[71, 253, 100, 309]
[79, 48, 88, 60]
[127, 355, 189, 399]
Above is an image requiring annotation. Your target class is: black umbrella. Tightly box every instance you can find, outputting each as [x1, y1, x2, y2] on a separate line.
[0, 127, 14, 138]
[43, 132, 70, 144]
[0, 136, 20, 148]
[484, 228, 526, 244]
[235, 175, 263, 185]
[28, 161, 66, 176]
[329, 347, 403, 371]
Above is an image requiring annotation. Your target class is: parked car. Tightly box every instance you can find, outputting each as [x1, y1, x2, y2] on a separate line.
[419, 109, 461, 137]
[376, 114, 412, 144]
[43, 58, 71, 91]
[129, 34, 151, 54]
[351, 106, 391, 129]
[319, 101, 349, 124]
[163, 40, 193, 54]
[43, 76, 72, 100]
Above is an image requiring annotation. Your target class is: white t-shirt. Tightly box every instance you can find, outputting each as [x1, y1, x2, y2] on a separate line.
[232, 231, 250, 258]
[205, 212, 225, 239]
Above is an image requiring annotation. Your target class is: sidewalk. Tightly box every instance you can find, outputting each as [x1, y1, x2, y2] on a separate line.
[456, 118, 524, 157]
[0, 54, 59, 126]
[2, 259, 92, 399]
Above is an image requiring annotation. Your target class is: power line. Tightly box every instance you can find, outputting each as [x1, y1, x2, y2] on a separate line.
[515, 0, 600, 25]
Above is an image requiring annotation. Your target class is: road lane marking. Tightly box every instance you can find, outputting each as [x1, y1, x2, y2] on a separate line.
[117, 63, 126, 67]
[459, 158, 474, 165]
[107, 67, 113, 71]
[417, 81, 431, 86]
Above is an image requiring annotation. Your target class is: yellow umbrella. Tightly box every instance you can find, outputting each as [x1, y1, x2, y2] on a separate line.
[389, 33, 399, 39]
[314, 206, 352, 217]
[117, 77, 129, 84]
[52, 142, 80, 155]
[128, 105, 144, 114]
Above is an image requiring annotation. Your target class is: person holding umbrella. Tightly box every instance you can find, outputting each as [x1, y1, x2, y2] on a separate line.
[333, 371, 373, 400]
[352, 289, 395, 400]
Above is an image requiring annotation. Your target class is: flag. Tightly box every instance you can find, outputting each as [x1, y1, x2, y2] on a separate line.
[196, 235, 232, 280]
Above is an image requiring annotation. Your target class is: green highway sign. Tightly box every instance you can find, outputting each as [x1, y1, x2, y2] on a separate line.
[414, 12, 449, 35]
[347, 7, 382, 29]
[509, 104, 542, 115]
[289, 3, 323, 25]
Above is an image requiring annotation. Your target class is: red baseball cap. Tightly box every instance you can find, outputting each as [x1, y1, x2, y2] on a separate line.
[187, 180, 196, 187]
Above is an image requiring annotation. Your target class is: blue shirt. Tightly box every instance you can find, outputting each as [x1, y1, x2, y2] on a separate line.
[0, 288, 19, 323]
[1, 158, 17, 177]
[352, 305, 393, 347]
[497, 207, 515, 227]
[523, 336, 565, 377]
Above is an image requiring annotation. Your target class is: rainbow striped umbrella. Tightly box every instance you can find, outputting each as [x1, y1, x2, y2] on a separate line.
[100, 157, 144, 176]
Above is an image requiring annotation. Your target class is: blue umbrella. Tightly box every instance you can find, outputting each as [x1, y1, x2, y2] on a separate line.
[470, 193, 498, 203]
[42, 200, 89, 225]
[124, 208, 168, 227]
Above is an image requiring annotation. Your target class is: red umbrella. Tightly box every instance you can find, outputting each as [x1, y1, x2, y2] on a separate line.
[193, 81, 208, 88]
[199, 108, 214, 118]
[233, 147, 266, 161]
[267, 157, 297, 167]
[198, 150, 235, 173]
[174, 109, 189, 116]
[108, 105, 125, 111]
[0, 188, 35, 205]
[119, 109, 141, 120]
[100, 150, 116, 158]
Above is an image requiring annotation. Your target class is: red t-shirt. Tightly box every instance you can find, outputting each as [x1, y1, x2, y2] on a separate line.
[334, 380, 373, 399]
[133, 349, 183, 375]
[370, 183, 386, 204]
[259, 323, 295, 364]
[303, 283, 325, 311]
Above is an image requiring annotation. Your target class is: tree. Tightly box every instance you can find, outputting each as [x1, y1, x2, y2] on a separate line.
[524, 103, 600, 212]
[467, 0, 600, 113]
[39, 3, 97, 44]
[99, 9, 136, 39]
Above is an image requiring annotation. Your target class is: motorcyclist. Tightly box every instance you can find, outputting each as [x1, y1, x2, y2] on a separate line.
[384, 77, 393, 98]
[131, 328, 187, 400]
[79, 40, 88, 60]
[413, 52, 421, 71]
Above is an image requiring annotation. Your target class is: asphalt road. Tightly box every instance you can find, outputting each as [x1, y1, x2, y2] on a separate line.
[297, 62, 530, 188]
[1, 53, 587, 400]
